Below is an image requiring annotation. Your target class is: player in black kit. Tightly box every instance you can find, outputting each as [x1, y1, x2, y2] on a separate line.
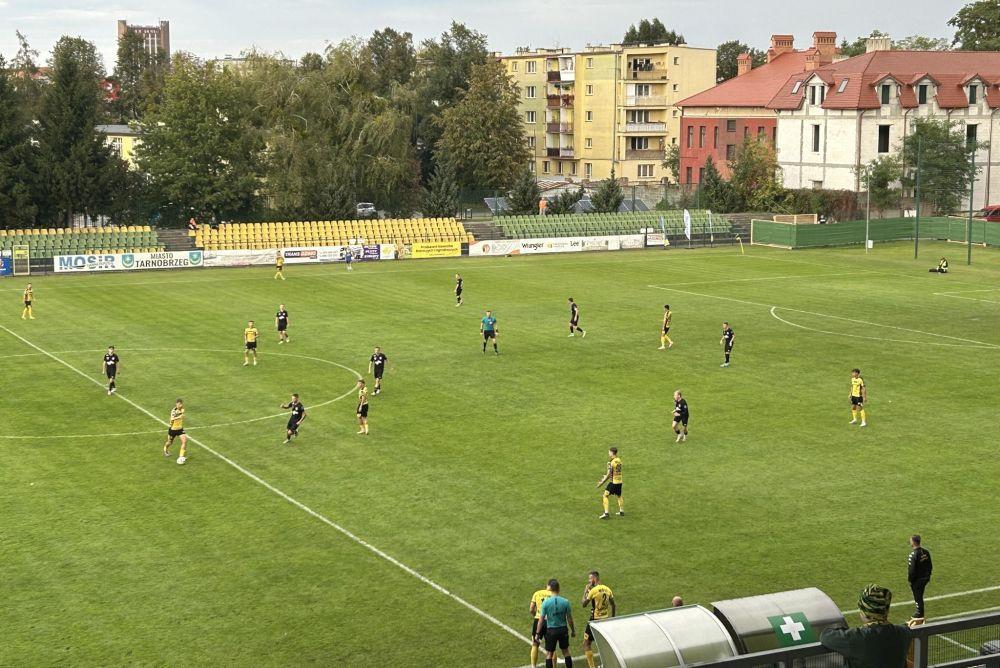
[455, 273, 463, 306]
[276, 304, 290, 344]
[720, 321, 735, 367]
[281, 393, 307, 443]
[102, 346, 120, 395]
[567, 297, 586, 337]
[672, 390, 689, 442]
[369, 346, 387, 395]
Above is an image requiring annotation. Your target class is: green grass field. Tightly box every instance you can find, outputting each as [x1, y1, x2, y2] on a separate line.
[3, 241, 999, 667]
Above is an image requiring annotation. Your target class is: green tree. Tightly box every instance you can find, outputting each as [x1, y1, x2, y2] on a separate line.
[507, 168, 541, 215]
[699, 156, 741, 213]
[623, 19, 684, 46]
[364, 28, 416, 97]
[138, 54, 264, 223]
[729, 136, 783, 211]
[11, 32, 45, 121]
[299, 52, 325, 72]
[422, 161, 460, 217]
[36, 36, 126, 226]
[436, 59, 530, 191]
[663, 143, 680, 183]
[950, 0, 1000, 50]
[858, 155, 903, 217]
[839, 30, 889, 57]
[901, 118, 988, 214]
[893, 35, 951, 51]
[715, 41, 766, 82]
[590, 169, 625, 213]
[0, 56, 40, 227]
[547, 186, 585, 215]
[112, 29, 168, 121]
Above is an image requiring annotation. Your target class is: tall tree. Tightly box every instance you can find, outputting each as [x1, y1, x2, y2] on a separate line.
[728, 136, 783, 211]
[715, 41, 766, 83]
[36, 36, 124, 226]
[699, 156, 740, 213]
[893, 35, 951, 51]
[436, 59, 530, 191]
[949, 0, 1000, 50]
[507, 168, 540, 215]
[663, 143, 680, 183]
[901, 118, 987, 214]
[858, 156, 903, 217]
[623, 18, 684, 46]
[547, 186, 585, 215]
[138, 54, 264, 224]
[422, 161, 460, 217]
[364, 28, 416, 97]
[590, 169, 625, 213]
[0, 56, 39, 227]
[11, 31, 44, 121]
[112, 29, 169, 121]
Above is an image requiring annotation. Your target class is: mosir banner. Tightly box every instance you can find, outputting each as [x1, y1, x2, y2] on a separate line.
[54, 250, 204, 273]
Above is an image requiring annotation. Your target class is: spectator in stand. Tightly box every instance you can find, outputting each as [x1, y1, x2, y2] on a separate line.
[820, 584, 912, 668]
[187, 217, 198, 232]
[539, 197, 548, 216]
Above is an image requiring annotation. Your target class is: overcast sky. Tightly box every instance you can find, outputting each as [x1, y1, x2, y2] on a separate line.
[0, 0, 968, 69]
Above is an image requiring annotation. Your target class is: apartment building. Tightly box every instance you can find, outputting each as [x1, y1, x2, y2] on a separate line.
[500, 43, 715, 184]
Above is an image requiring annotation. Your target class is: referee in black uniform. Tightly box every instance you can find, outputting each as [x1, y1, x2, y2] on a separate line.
[103, 346, 120, 395]
[908, 534, 933, 621]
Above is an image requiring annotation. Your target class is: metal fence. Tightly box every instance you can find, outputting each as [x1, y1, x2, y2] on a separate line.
[687, 611, 1000, 668]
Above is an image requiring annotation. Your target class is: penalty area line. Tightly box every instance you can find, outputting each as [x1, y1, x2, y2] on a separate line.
[0, 325, 531, 647]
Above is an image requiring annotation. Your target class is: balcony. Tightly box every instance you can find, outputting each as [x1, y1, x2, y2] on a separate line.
[546, 94, 574, 108]
[560, 148, 575, 158]
[627, 68, 668, 81]
[625, 95, 668, 107]
[622, 122, 667, 133]
[624, 149, 664, 160]
[546, 147, 560, 157]
[547, 71, 560, 82]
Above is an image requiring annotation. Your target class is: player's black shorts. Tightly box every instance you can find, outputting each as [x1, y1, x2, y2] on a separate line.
[531, 618, 547, 641]
[724, 343, 733, 353]
[570, 318, 579, 326]
[456, 288, 463, 296]
[105, 366, 117, 378]
[246, 341, 257, 350]
[358, 404, 369, 418]
[167, 428, 185, 438]
[373, 367, 384, 379]
[851, 396, 864, 407]
[24, 300, 32, 306]
[663, 326, 670, 334]
[287, 419, 301, 433]
[275, 264, 283, 271]
[544, 627, 570, 652]
[584, 622, 598, 642]
[606, 482, 622, 497]
[483, 330, 496, 340]
[673, 414, 689, 426]
[277, 322, 287, 331]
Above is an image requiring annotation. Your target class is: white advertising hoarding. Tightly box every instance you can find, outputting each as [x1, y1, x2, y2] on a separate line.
[469, 235, 643, 257]
[54, 250, 204, 273]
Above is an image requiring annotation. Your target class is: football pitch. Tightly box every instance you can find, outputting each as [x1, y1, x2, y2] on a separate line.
[3, 241, 999, 666]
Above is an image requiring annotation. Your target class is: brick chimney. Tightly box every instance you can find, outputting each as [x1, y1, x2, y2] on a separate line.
[804, 50, 821, 71]
[866, 35, 892, 53]
[812, 31, 837, 63]
[767, 35, 794, 63]
[737, 52, 753, 76]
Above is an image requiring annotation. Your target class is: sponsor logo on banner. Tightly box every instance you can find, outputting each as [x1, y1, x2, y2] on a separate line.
[55, 250, 204, 272]
[620, 235, 644, 249]
[411, 241, 462, 259]
[646, 232, 665, 246]
[203, 245, 392, 268]
[0, 257, 12, 276]
[55, 254, 120, 272]
[284, 249, 319, 260]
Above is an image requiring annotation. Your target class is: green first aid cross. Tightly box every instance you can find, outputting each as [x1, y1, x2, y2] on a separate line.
[767, 612, 817, 646]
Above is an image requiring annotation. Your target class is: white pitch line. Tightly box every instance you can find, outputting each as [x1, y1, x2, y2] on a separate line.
[659, 271, 857, 287]
[0, 325, 531, 647]
[933, 287, 1000, 295]
[932, 604, 1000, 621]
[647, 284, 1000, 349]
[933, 293, 1000, 305]
[937, 634, 979, 655]
[839, 584, 1000, 615]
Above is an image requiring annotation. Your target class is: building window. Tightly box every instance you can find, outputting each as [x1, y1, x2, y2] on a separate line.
[809, 86, 817, 105]
[698, 126, 706, 148]
[628, 110, 650, 123]
[673, 84, 679, 92]
[542, 160, 550, 173]
[673, 57, 680, 65]
[819, 86, 826, 103]
[811, 124, 821, 152]
[967, 123, 979, 146]
[586, 57, 594, 69]
[673, 109, 679, 117]
[713, 126, 719, 149]
[630, 137, 650, 150]
[772, 126, 777, 143]
[585, 163, 593, 178]
[510, 62, 518, 72]
[557, 161, 563, 174]
[744, 127, 750, 138]
[586, 84, 594, 95]
[638, 164, 654, 178]
[526, 136, 536, 148]
[525, 85, 536, 99]
[687, 125, 694, 148]
[526, 61, 536, 74]
[585, 137, 593, 148]
[757, 126, 765, 138]
[528, 161, 535, 173]
[880, 84, 891, 105]
[969, 84, 978, 104]
[585, 111, 593, 122]
[685, 166, 692, 183]
[877, 124, 890, 153]
[526, 111, 536, 123]
[726, 144, 736, 160]
[570, 162, 577, 176]
[699, 167, 705, 182]
[635, 84, 651, 97]
[726, 119, 736, 132]
[918, 84, 928, 104]
[837, 78, 848, 93]
[671, 137, 677, 144]
[811, 180, 823, 189]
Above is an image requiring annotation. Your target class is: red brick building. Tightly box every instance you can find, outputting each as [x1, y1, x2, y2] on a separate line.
[676, 32, 839, 184]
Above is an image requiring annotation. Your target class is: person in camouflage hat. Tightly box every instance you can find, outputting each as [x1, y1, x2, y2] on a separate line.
[819, 584, 913, 668]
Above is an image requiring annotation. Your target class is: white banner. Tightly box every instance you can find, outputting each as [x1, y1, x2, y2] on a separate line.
[470, 235, 643, 257]
[202, 245, 395, 268]
[54, 250, 204, 273]
[646, 232, 665, 246]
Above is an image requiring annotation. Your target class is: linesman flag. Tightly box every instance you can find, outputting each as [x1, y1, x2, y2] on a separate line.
[683, 209, 692, 240]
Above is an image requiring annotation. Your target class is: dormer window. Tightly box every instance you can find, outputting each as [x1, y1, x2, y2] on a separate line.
[918, 84, 928, 105]
[791, 81, 802, 94]
[880, 84, 892, 105]
[808, 84, 826, 105]
[969, 84, 978, 104]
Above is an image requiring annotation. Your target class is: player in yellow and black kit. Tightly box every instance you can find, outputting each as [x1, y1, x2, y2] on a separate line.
[356, 378, 369, 434]
[164, 398, 188, 464]
[274, 252, 285, 280]
[21, 283, 34, 319]
[596, 447, 623, 519]
[582, 571, 616, 668]
[243, 320, 259, 366]
[528, 582, 555, 668]
[659, 304, 673, 349]
[849, 368, 867, 427]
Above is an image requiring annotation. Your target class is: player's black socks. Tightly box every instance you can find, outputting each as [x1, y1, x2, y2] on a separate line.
[725, 353, 730, 363]
[493, 343, 498, 354]
[564, 657, 573, 667]
[482, 342, 487, 353]
[545, 660, 554, 668]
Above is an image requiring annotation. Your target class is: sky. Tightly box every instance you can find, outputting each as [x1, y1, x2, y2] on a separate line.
[0, 0, 968, 69]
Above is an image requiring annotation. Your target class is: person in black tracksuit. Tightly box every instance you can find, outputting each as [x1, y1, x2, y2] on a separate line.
[908, 534, 933, 620]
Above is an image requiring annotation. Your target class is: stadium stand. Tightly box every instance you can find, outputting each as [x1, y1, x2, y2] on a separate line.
[194, 218, 474, 250]
[0, 226, 164, 259]
[493, 210, 731, 239]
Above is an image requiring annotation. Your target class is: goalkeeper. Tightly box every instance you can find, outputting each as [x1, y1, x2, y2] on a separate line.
[928, 257, 948, 273]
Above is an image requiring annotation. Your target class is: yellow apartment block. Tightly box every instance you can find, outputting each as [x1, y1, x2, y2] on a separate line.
[499, 43, 716, 184]
[95, 124, 142, 169]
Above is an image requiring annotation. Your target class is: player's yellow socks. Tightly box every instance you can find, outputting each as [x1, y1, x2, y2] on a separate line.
[602, 495, 609, 513]
[664, 335, 672, 346]
[28, 306, 33, 318]
[21, 308, 27, 319]
[585, 649, 596, 668]
[618, 498, 624, 512]
[851, 409, 857, 421]
[530, 646, 538, 667]
[860, 409, 867, 422]
[179, 442, 187, 458]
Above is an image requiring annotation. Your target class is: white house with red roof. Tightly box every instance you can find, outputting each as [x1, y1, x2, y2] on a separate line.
[774, 43, 1000, 208]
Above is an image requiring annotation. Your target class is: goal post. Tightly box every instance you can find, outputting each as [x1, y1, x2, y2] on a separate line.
[12, 245, 30, 276]
[749, 219, 794, 249]
[772, 214, 818, 224]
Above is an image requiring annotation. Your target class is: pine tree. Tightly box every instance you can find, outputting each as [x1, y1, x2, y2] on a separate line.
[547, 186, 585, 214]
[507, 168, 541, 215]
[422, 161, 460, 217]
[590, 169, 624, 213]
[0, 56, 39, 227]
[699, 156, 740, 213]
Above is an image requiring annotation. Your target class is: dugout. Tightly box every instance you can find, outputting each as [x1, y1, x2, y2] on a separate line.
[587, 604, 738, 667]
[711, 587, 846, 654]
